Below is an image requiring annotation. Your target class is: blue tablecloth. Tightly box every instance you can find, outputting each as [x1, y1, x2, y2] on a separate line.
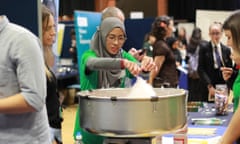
[162, 103, 233, 143]
[188, 103, 233, 126]
[179, 71, 188, 90]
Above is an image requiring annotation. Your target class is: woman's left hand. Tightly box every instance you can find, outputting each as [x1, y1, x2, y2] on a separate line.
[140, 56, 156, 72]
[123, 59, 142, 76]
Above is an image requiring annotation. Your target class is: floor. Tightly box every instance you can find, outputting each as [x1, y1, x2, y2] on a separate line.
[62, 104, 78, 144]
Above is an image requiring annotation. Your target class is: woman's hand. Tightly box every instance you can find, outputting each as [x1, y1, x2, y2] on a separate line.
[128, 48, 145, 61]
[208, 86, 215, 100]
[140, 56, 156, 72]
[123, 59, 142, 76]
[220, 67, 233, 81]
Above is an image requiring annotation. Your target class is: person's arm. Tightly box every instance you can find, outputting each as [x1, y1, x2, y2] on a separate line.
[86, 57, 141, 76]
[197, 42, 216, 98]
[140, 55, 156, 72]
[149, 56, 165, 84]
[220, 106, 240, 144]
[221, 67, 233, 81]
[228, 68, 238, 88]
[0, 94, 35, 113]
[148, 41, 167, 85]
[0, 33, 46, 114]
[197, 43, 212, 86]
[86, 57, 123, 71]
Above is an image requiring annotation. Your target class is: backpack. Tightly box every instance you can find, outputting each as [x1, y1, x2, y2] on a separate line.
[188, 46, 200, 79]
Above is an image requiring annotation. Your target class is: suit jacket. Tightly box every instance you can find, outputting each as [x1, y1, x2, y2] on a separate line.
[197, 41, 232, 101]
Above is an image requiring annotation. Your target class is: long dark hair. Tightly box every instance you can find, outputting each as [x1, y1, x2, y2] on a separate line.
[151, 16, 170, 41]
[187, 27, 202, 54]
[223, 10, 240, 55]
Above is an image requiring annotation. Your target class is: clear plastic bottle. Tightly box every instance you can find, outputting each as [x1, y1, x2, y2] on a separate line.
[75, 131, 84, 144]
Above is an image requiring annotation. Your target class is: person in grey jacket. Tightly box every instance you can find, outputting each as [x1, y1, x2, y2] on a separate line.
[0, 15, 50, 144]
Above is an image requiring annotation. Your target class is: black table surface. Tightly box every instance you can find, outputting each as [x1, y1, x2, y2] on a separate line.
[56, 66, 79, 90]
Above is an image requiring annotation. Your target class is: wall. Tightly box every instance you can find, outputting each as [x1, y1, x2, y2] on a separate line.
[0, 0, 41, 37]
[116, 0, 157, 18]
[123, 18, 155, 51]
[94, 0, 168, 17]
[196, 10, 232, 42]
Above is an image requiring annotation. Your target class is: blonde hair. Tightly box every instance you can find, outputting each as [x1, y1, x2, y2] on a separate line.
[43, 46, 55, 68]
[42, 4, 55, 80]
[45, 65, 52, 80]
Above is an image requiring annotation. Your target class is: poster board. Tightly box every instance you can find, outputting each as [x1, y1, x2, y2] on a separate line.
[74, 10, 101, 68]
[57, 24, 65, 56]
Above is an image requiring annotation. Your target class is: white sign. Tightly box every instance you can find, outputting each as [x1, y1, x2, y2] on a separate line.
[130, 11, 144, 19]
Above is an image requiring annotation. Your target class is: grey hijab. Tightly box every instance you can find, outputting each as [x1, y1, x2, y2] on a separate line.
[90, 17, 126, 88]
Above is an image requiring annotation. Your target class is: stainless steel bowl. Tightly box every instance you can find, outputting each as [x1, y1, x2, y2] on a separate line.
[77, 88, 187, 137]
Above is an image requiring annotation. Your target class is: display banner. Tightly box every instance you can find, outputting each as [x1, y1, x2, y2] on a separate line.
[57, 24, 65, 56]
[74, 10, 101, 68]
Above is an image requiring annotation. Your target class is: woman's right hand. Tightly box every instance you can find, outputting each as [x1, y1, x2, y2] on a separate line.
[220, 67, 233, 81]
[123, 59, 142, 76]
[128, 47, 145, 61]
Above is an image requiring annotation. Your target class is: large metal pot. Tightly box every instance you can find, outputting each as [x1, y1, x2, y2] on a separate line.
[77, 88, 187, 137]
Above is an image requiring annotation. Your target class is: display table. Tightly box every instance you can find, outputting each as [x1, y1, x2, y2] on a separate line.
[161, 103, 233, 144]
[56, 65, 79, 105]
[188, 103, 233, 126]
[162, 125, 225, 144]
[56, 65, 79, 90]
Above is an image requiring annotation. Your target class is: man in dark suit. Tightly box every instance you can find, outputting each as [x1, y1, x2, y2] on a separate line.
[198, 22, 232, 102]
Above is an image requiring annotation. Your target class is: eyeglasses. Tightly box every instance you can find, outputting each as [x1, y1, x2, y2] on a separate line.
[213, 21, 222, 25]
[107, 34, 126, 43]
[209, 21, 223, 36]
[210, 32, 221, 36]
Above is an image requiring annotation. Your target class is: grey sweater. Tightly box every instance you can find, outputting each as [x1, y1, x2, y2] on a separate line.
[0, 16, 50, 143]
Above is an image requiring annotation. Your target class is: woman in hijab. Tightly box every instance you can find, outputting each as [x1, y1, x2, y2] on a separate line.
[73, 17, 155, 144]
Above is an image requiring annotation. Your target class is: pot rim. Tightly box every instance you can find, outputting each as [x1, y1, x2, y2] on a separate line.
[77, 88, 186, 101]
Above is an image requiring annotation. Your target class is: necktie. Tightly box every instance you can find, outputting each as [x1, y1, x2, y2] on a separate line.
[214, 45, 221, 67]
